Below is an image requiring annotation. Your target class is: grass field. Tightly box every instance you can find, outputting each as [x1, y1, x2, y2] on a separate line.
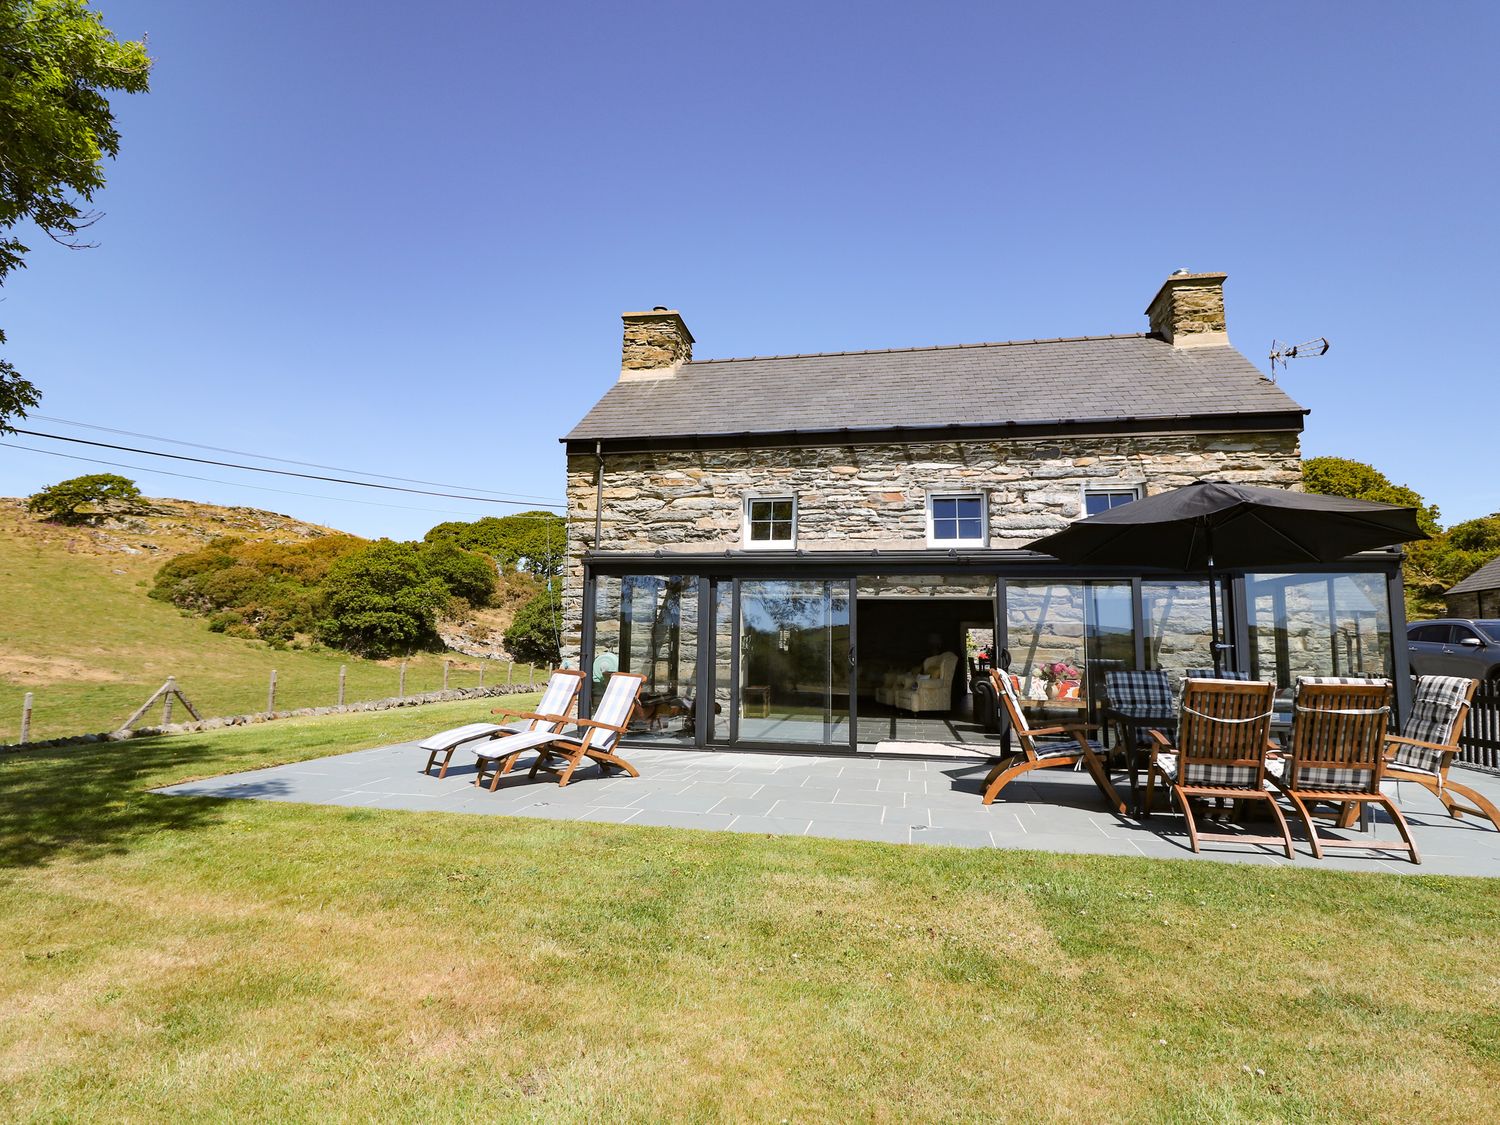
[1, 701, 1497, 1122]
[0, 500, 537, 742]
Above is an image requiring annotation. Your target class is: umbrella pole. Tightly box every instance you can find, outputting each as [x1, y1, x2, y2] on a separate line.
[1209, 558, 1222, 676]
[1206, 522, 1223, 676]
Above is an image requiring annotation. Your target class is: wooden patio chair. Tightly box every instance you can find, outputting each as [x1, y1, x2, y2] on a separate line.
[526, 671, 647, 787]
[419, 668, 583, 778]
[1143, 678, 1294, 858]
[982, 669, 1127, 815]
[1384, 675, 1496, 831]
[1268, 677, 1419, 863]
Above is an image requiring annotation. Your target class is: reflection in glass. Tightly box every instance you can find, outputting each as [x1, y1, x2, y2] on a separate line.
[1142, 580, 1223, 682]
[1005, 581, 1135, 721]
[591, 575, 698, 743]
[1245, 572, 1394, 689]
[738, 579, 850, 744]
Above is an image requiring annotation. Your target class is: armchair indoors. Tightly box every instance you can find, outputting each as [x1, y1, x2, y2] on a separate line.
[890, 651, 959, 714]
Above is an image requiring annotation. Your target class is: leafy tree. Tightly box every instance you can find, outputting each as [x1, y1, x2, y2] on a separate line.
[26, 472, 142, 523]
[1302, 456, 1441, 536]
[1407, 513, 1500, 617]
[1302, 456, 1451, 616]
[423, 511, 566, 581]
[416, 540, 496, 607]
[318, 540, 450, 657]
[0, 1, 152, 430]
[504, 585, 562, 667]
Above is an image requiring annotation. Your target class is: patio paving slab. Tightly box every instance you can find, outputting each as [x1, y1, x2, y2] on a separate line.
[151, 740, 1500, 876]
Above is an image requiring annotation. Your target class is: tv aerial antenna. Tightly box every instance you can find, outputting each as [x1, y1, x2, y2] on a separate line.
[1268, 336, 1329, 381]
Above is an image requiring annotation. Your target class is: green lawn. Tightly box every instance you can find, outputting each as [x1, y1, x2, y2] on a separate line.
[1, 701, 1497, 1122]
[0, 515, 539, 741]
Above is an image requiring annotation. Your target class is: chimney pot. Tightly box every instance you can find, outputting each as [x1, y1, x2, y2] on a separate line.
[619, 308, 694, 380]
[1146, 271, 1228, 347]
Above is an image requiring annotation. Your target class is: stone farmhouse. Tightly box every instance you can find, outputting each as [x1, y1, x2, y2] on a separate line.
[559, 272, 1408, 753]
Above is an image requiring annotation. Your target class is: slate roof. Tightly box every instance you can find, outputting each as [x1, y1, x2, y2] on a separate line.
[1447, 556, 1500, 596]
[562, 333, 1306, 445]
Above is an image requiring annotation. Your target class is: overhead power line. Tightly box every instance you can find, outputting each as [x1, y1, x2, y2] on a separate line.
[31, 413, 564, 504]
[8, 429, 563, 510]
[0, 442, 566, 521]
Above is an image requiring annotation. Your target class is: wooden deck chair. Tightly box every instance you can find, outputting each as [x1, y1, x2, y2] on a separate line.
[983, 669, 1126, 814]
[1267, 677, 1418, 863]
[420, 667, 582, 778]
[526, 671, 647, 788]
[1384, 675, 1496, 830]
[1144, 678, 1294, 858]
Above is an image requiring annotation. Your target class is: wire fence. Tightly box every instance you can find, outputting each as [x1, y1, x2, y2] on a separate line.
[5, 658, 545, 748]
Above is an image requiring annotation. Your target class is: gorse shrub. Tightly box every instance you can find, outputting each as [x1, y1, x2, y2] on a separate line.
[153, 528, 507, 657]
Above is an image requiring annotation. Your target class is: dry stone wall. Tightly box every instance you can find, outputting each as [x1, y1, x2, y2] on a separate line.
[560, 431, 1301, 663]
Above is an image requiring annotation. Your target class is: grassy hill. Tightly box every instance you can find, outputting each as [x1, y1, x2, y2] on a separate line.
[0, 497, 537, 742]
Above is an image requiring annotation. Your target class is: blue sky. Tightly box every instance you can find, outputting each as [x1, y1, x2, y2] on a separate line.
[2, 1, 1495, 539]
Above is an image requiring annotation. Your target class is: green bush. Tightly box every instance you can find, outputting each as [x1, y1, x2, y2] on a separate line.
[151, 534, 367, 642]
[317, 540, 451, 658]
[26, 473, 145, 525]
[504, 585, 562, 667]
[416, 540, 496, 606]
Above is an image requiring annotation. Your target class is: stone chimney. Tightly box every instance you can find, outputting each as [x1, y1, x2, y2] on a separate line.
[1145, 270, 1228, 347]
[620, 306, 694, 380]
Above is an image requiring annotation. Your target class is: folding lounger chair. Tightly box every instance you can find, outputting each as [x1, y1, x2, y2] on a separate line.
[1384, 675, 1495, 830]
[418, 668, 583, 778]
[525, 671, 647, 788]
[1266, 677, 1418, 863]
[983, 669, 1127, 815]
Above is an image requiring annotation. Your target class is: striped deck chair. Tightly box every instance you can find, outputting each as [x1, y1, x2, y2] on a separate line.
[419, 667, 582, 778]
[982, 669, 1127, 815]
[1267, 677, 1418, 863]
[1384, 675, 1495, 831]
[527, 671, 647, 788]
[1143, 678, 1293, 858]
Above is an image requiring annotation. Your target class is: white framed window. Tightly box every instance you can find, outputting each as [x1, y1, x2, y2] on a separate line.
[743, 495, 797, 548]
[927, 493, 986, 547]
[1083, 486, 1142, 517]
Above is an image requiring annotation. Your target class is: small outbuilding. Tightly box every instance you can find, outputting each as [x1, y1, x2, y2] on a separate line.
[1445, 557, 1500, 619]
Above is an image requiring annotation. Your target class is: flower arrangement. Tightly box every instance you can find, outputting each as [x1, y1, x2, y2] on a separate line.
[1039, 661, 1079, 685]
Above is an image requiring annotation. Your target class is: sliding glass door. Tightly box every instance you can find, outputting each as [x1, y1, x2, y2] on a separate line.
[715, 578, 852, 747]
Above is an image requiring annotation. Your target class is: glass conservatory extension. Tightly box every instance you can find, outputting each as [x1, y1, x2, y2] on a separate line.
[580, 554, 1411, 754]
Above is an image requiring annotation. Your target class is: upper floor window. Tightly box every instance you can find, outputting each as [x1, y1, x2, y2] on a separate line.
[744, 495, 796, 548]
[927, 493, 986, 547]
[1083, 487, 1142, 516]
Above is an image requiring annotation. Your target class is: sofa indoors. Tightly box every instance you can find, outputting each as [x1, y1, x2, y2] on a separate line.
[879, 651, 960, 714]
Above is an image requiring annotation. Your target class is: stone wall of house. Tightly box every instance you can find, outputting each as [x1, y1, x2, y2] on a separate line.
[559, 430, 1302, 665]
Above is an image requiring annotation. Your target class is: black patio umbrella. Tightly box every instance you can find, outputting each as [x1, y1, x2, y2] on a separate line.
[1024, 481, 1428, 674]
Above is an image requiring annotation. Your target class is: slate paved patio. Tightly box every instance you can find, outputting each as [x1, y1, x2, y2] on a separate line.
[156, 741, 1500, 876]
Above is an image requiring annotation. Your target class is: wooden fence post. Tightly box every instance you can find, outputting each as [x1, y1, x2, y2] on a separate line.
[20, 692, 33, 745]
[338, 664, 346, 707]
[267, 669, 277, 714]
[161, 676, 175, 724]
[399, 662, 407, 698]
[478, 662, 485, 688]
[443, 659, 450, 690]
[529, 665, 536, 688]
[506, 662, 514, 686]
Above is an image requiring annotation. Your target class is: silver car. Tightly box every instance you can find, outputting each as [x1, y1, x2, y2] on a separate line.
[1406, 619, 1500, 681]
